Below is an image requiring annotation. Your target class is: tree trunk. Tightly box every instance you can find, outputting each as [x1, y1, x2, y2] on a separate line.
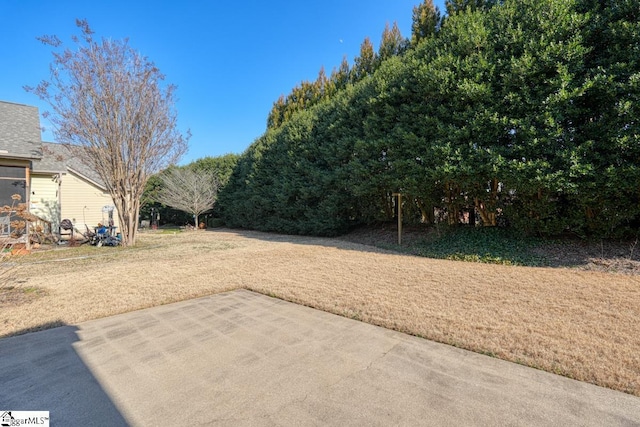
[473, 178, 500, 227]
[113, 190, 140, 247]
[383, 192, 394, 220]
[445, 181, 460, 225]
[474, 197, 497, 226]
[416, 198, 433, 224]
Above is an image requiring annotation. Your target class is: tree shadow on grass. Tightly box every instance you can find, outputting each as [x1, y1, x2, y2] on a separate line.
[215, 226, 640, 274]
[208, 226, 414, 257]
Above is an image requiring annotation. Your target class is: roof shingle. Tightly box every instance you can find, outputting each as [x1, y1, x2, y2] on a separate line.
[34, 142, 105, 188]
[0, 101, 43, 160]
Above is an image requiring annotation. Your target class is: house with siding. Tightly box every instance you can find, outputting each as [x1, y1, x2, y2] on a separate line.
[0, 101, 40, 209]
[32, 142, 119, 234]
[0, 100, 118, 240]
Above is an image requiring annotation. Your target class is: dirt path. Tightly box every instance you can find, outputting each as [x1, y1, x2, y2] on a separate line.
[2, 229, 639, 396]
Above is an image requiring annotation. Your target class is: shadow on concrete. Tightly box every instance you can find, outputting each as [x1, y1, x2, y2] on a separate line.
[0, 323, 129, 426]
[0, 321, 67, 340]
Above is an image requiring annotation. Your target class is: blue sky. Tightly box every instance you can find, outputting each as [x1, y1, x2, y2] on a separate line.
[1, 1, 445, 164]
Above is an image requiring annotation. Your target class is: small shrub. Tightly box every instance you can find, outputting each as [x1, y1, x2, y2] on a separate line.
[1, 194, 31, 288]
[415, 226, 548, 267]
[208, 218, 225, 228]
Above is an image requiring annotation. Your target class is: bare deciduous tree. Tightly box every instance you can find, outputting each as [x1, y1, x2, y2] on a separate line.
[155, 168, 220, 228]
[25, 19, 188, 246]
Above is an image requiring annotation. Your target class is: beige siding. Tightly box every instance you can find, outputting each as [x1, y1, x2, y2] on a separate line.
[31, 174, 61, 228]
[60, 172, 120, 234]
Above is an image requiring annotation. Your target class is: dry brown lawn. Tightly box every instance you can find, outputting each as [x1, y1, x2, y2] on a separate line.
[2, 229, 639, 396]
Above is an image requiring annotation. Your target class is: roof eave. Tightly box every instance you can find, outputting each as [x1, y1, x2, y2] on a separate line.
[67, 167, 107, 191]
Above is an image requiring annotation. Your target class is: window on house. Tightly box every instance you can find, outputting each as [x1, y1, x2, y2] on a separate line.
[0, 165, 27, 208]
[0, 166, 26, 179]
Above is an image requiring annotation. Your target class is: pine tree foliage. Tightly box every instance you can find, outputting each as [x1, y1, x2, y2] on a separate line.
[330, 56, 352, 92]
[411, 0, 442, 45]
[378, 22, 407, 63]
[445, 0, 500, 15]
[220, 0, 640, 238]
[352, 37, 377, 82]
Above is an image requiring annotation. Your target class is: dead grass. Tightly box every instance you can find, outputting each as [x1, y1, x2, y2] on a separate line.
[0, 285, 48, 307]
[2, 229, 639, 396]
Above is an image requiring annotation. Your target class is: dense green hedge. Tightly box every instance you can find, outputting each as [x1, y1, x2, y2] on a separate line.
[218, 0, 640, 238]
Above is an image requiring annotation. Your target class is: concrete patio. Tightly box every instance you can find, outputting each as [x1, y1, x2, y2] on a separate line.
[1, 289, 638, 426]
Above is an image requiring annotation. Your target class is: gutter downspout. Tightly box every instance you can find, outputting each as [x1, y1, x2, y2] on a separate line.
[25, 165, 31, 250]
[57, 172, 63, 239]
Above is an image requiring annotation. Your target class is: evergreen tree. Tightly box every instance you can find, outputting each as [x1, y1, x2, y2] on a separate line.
[411, 0, 442, 45]
[445, 0, 499, 15]
[189, 153, 240, 186]
[314, 66, 331, 98]
[266, 95, 286, 129]
[220, 0, 640, 238]
[352, 37, 377, 82]
[378, 22, 407, 63]
[330, 55, 351, 92]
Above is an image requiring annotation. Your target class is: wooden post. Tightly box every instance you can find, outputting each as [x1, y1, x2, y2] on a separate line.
[393, 192, 402, 245]
[25, 166, 31, 251]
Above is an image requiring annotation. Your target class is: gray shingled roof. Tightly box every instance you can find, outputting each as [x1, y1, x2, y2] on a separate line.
[0, 100, 105, 188]
[0, 101, 43, 160]
[34, 142, 106, 188]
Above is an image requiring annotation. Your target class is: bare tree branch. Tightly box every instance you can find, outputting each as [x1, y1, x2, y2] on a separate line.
[155, 168, 220, 227]
[25, 20, 189, 245]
